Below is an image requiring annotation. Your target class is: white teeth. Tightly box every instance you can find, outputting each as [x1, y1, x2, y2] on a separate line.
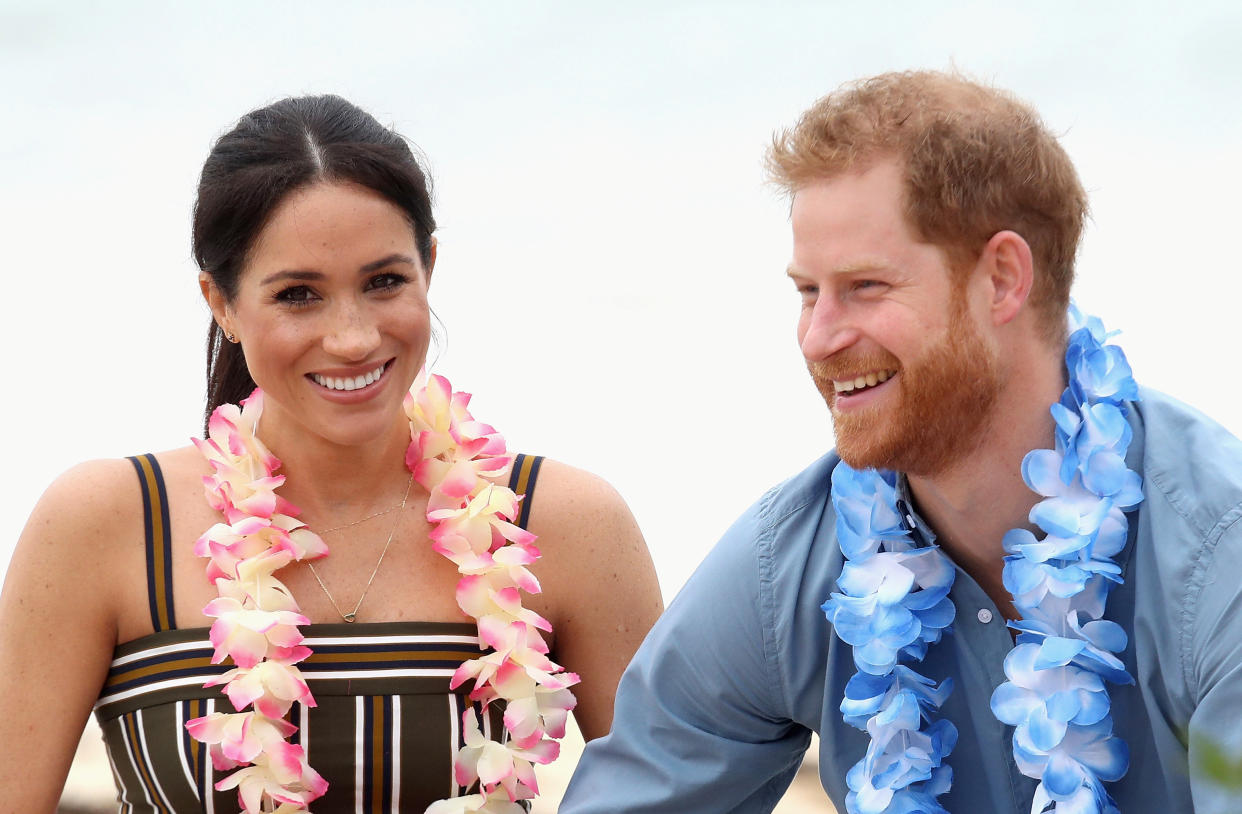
[833, 369, 897, 394]
[312, 362, 387, 391]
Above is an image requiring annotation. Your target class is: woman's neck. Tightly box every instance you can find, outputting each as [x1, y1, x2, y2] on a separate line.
[256, 410, 414, 520]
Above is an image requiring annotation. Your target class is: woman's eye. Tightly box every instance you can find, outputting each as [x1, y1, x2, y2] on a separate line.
[367, 273, 409, 292]
[275, 285, 318, 307]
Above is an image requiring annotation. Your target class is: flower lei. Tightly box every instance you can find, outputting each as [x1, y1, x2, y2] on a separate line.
[822, 305, 1141, 814]
[185, 372, 579, 814]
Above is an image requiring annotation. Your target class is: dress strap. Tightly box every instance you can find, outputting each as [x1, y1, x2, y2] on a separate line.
[126, 454, 176, 632]
[507, 454, 545, 530]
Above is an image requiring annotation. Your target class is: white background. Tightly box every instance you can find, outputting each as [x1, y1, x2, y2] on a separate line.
[4, 1, 1241, 602]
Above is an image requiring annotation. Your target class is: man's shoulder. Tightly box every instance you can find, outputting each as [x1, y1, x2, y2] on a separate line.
[747, 450, 841, 530]
[1135, 386, 1242, 538]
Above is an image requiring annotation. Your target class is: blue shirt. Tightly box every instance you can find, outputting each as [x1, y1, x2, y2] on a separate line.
[562, 388, 1242, 813]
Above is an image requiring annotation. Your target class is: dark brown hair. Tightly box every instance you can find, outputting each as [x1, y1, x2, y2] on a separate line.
[194, 94, 436, 428]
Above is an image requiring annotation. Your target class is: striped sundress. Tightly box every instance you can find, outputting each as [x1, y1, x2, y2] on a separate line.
[94, 452, 546, 813]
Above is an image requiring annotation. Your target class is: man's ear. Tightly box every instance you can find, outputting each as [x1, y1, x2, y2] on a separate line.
[200, 272, 236, 339]
[979, 230, 1034, 327]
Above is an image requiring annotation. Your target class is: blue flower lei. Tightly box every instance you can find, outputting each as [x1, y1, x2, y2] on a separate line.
[823, 305, 1142, 814]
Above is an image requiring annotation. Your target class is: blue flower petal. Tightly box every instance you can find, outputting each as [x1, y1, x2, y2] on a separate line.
[1034, 638, 1086, 669]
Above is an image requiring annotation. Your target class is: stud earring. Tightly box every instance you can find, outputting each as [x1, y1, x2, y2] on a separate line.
[225, 330, 237, 343]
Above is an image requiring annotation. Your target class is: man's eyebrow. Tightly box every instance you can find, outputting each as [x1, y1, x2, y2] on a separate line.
[786, 261, 892, 279]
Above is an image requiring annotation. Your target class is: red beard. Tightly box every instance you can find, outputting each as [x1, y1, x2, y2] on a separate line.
[808, 307, 1002, 477]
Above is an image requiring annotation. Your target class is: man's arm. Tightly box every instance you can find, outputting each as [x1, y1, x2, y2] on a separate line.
[560, 498, 814, 813]
[1187, 515, 1242, 813]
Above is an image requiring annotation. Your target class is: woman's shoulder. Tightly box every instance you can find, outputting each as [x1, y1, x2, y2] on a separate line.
[519, 457, 635, 540]
[517, 456, 658, 600]
[28, 446, 203, 538]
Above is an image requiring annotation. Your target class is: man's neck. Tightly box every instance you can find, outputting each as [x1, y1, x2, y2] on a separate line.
[906, 347, 1065, 619]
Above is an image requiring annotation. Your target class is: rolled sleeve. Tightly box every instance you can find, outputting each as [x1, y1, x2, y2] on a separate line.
[560, 497, 812, 813]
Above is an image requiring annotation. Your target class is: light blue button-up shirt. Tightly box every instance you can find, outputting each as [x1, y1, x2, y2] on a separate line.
[561, 388, 1242, 813]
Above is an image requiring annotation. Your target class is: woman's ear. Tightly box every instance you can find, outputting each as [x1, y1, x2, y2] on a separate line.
[200, 272, 236, 339]
[425, 236, 437, 287]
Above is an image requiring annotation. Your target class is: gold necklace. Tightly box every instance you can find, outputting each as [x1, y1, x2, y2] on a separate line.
[306, 473, 414, 623]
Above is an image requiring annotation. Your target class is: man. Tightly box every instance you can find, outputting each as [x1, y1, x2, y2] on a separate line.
[559, 71, 1242, 813]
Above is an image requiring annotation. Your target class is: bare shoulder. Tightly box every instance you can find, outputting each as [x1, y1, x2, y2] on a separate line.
[520, 457, 662, 623]
[516, 457, 663, 739]
[23, 457, 145, 548]
[14, 445, 202, 594]
[522, 458, 639, 557]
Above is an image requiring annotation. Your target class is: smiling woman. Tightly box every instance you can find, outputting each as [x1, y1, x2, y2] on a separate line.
[0, 95, 662, 814]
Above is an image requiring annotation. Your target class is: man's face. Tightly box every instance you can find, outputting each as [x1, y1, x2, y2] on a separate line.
[788, 159, 1002, 476]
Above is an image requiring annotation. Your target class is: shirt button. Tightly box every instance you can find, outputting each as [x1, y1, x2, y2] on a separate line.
[977, 608, 994, 624]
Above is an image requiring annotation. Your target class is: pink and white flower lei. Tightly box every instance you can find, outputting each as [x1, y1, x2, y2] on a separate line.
[185, 374, 578, 814]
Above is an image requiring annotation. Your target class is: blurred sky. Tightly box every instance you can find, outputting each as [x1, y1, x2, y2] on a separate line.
[3, 1, 1241, 596]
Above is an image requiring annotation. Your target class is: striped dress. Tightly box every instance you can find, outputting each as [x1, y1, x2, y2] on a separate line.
[94, 452, 546, 813]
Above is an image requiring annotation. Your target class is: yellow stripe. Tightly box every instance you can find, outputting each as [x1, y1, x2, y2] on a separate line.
[188, 699, 201, 778]
[135, 455, 171, 632]
[107, 648, 480, 690]
[124, 713, 169, 814]
[514, 453, 535, 498]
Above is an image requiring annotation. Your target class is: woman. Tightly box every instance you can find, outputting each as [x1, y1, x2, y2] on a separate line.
[0, 95, 662, 812]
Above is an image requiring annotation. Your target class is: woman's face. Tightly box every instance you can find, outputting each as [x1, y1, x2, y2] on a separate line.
[206, 180, 433, 448]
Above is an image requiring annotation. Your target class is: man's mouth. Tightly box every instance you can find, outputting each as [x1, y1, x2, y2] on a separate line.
[309, 360, 391, 392]
[833, 369, 896, 395]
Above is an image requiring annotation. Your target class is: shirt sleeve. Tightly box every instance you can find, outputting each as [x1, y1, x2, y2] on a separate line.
[1186, 512, 1242, 813]
[559, 495, 813, 813]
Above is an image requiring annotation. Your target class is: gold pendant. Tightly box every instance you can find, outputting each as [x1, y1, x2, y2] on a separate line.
[343, 612, 357, 623]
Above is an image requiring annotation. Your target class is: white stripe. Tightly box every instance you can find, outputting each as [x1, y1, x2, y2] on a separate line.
[104, 727, 133, 814]
[110, 632, 479, 668]
[135, 708, 175, 812]
[391, 696, 402, 813]
[96, 675, 217, 708]
[110, 639, 211, 668]
[119, 714, 158, 811]
[302, 668, 457, 680]
[204, 699, 216, 814]
[355, 696, 366, 813]
[301, 633, 480, 646]
[97, 666, 458, 708]
[300, 701, 311, 764]
[175, 702, 197, 796]
[447, 694, 460, 798]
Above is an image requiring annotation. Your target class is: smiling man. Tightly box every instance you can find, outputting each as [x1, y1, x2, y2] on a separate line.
[560, 72, 1242, 814]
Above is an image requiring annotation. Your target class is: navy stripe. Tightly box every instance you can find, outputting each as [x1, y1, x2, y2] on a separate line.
[308, 641, 480, 654]
[381, 696, 394, 812]
[146, 454, 176, 630]
[105, 665, 231, 695]
[128, 455, 162, 634]
[517, 455, 543, 529]
[506, 453, 526, 492]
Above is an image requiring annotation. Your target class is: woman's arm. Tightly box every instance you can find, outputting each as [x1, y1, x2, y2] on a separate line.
[0, 459, 137, 809]
[526, 460, 663, 741]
